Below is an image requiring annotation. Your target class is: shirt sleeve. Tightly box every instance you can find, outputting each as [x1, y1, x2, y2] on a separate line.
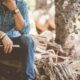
[16, 0, 30, 34]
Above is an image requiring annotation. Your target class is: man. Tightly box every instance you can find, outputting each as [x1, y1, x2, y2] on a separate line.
[0, 0, 35, 80]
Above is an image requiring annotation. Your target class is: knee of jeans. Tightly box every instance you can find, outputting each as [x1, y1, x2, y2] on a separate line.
[20, 34, 34, 47]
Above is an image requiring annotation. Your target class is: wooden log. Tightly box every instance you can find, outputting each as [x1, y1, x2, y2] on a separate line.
[62, 63, 75, 80]
[53, 64, 65, 80]
[57, 63, 69, 80]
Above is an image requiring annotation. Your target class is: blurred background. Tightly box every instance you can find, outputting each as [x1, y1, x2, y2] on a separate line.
[27, 0, 56, 41]
[27, 0, 80, 80]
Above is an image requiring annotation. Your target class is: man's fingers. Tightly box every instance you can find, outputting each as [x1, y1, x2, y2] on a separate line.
[2, 35, 13, 54]
[4, 43, 13, 54]
[2, 2, 7, 6]
[4, 43, 9, 54]
[8, 44, 13, 53]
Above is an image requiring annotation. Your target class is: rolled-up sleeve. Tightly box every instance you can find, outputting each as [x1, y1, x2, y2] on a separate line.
[16, 0, 30, 34]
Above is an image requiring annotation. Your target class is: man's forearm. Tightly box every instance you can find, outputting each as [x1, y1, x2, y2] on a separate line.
[0, 31, 6, 40]
[13, 8, 25, 31]
[0, 31, 5, 36]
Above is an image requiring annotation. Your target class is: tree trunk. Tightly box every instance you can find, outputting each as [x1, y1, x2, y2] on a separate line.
[55, 0, 80, 59]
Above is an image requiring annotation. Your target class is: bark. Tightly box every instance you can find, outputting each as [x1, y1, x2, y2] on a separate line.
[55, 0, 80, 58]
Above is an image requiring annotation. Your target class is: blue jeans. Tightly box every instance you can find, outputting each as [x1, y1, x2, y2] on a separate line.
[7, 34, 35, 80]
[20, 34, 35, 80]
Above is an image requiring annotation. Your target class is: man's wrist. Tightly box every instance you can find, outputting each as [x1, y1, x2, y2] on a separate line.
[0, 33, 6, 41]
[12, 8, 19, 15]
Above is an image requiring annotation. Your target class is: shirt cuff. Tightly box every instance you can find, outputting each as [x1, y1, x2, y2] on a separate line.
[19, 20, 30, 34]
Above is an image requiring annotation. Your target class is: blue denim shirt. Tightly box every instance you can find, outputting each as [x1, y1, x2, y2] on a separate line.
[0, 0, 30, 37]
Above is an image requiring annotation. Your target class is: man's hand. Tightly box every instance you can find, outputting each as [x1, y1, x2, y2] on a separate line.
[2, 0, 17, 11]
[2, 35, 13, 54]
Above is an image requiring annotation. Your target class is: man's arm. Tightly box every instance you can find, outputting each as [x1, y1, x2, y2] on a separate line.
[0, 0, 29, 53]
[0, 31, 13, 54]
[13, 8, 25, 31]
[1, 0, 30, 53]
[15, 1, 30, 34]
[3, 0, 30, 34]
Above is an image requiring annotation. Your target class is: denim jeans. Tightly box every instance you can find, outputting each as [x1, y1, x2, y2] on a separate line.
[20, 34, 35, 80]
[6, 32, 35, 80]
